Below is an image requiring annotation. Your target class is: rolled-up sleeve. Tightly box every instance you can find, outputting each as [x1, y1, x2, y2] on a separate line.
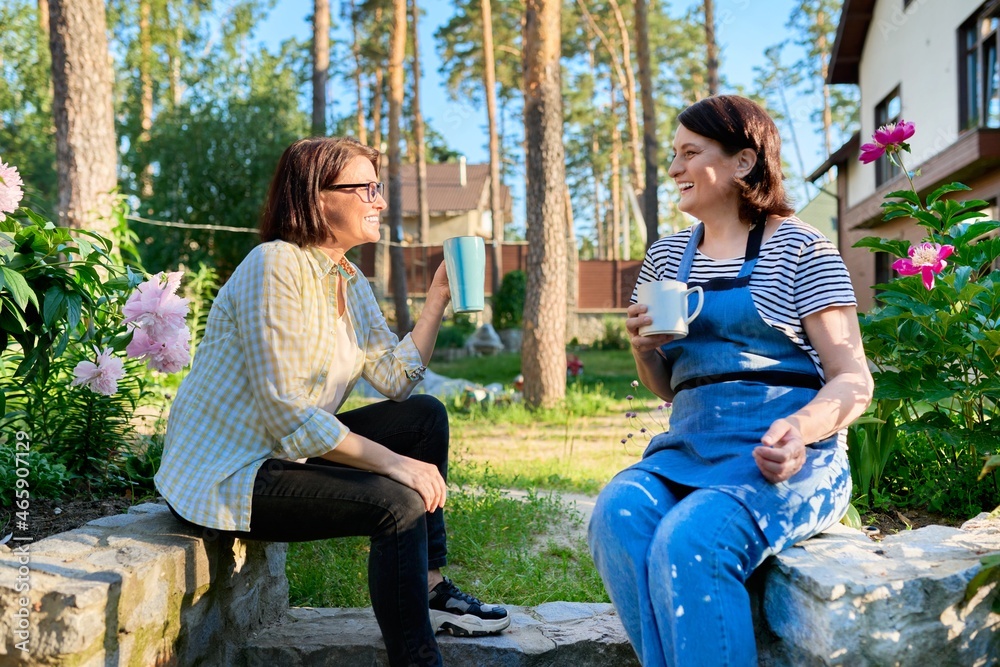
[234, 245, 349, 460]
[355, 278, 426, 400]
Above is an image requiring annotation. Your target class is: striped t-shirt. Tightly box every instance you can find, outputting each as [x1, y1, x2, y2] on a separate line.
[631, 217, 857, 375]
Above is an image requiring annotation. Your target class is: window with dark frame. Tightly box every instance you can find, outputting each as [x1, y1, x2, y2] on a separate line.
[959, 2, 1000, 131]
[875, 88, 902, 187]
[874, 252, 891, 301]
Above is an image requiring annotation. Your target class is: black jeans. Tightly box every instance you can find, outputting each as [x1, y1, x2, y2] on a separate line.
[169, 393, 449, 667]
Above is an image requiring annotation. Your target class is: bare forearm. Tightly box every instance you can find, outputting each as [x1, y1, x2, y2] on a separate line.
[410, 288, 449, 365]
[784, 371, 873, 445]
[634, 349, 676, 403]
[319, 431, 399, 474]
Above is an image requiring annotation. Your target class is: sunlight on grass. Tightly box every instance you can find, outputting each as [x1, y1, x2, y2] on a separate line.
[287, 348, 656, 607]
[287, 465, 609, 607]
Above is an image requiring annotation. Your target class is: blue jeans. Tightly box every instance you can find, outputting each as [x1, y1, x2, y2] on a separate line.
[588, 468, 770, 667]
[168, 394, 449, 667]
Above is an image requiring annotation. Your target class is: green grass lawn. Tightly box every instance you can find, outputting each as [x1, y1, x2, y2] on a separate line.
[287, 464, 610, 608]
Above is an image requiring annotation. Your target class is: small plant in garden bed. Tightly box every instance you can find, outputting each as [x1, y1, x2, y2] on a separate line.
[622, 380, 670, 453]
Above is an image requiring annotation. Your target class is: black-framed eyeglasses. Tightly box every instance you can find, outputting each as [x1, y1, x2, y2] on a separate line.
[325, 181, 384, 203]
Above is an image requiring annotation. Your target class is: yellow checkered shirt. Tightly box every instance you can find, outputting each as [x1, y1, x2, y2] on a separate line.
[155, 241, 427, 531]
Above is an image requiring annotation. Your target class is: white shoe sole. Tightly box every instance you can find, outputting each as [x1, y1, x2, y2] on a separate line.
[430, 609, 511, 637]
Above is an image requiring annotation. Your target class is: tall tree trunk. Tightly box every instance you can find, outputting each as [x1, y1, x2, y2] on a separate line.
[482, 0, 504, 292]
[312, 0, 330, 136]
[565, 184, 577, 312]
[38, 0, 49, 37]
[635, 0, 658, 248]
[607, 0, 642, 195]
[372, 67, 384, 148]
[388, 0, 411, 333]
[586, 39, 604, 260]
[139, 0, 154, 198]
[610, 78, 622, 261]
[350, 0, 366, 144]
[522, 0, 567, 409]
[410, 0, 430, 245]
[704, 0, 719, 96]
[818, 7, 832, 159]
[48, 0, 117, 238]
[169, 4, 183, 107]
[577, 0, 641, 194]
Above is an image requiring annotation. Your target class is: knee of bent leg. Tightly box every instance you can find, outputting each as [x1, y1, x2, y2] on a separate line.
[649, 498, 751, 580]
[385, 484, 428, 531]
[407, 393, 448, 424]
[589, 470, 661, 550]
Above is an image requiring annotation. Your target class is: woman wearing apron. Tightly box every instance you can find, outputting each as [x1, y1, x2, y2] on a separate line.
[588, 96, 873, 666]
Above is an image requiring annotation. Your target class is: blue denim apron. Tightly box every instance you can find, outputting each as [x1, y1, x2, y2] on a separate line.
[631, 222, 851, 552]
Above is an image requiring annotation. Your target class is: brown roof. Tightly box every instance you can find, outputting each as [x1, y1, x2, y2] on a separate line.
[392, 162, 512, 217]
[828, 0, 876, 84]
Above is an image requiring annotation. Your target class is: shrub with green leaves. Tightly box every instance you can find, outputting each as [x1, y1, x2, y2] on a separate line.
[851, 122, 1000, 517]
[492, 270, 526, 331]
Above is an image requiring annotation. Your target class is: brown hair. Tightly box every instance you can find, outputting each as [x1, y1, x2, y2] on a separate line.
[677, 95, 794, 224]
[259, 137, 380, 245]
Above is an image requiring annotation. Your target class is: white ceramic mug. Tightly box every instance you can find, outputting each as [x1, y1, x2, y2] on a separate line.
[636, 280, 704, 338]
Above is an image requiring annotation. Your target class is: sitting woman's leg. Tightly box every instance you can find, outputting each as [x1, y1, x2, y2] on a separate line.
[225, 460, 441, 667]
[588, 468, 683, 666]
[332, 394, 509, 637]
[647, 490, 769, 667]
[333, 394, 450, 569]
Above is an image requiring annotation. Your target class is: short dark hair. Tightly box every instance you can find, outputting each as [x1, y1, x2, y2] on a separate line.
[259, 137, 380, 245]
[677, 95, 794, 224]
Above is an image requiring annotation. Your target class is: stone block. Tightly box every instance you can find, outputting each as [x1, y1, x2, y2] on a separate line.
[0, 503, 288, 666]
[242, 604, 639, 667]
[757, 516, 1000, 666]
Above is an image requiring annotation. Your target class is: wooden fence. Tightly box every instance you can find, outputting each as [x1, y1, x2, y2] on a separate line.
[359, 242, 642, 310]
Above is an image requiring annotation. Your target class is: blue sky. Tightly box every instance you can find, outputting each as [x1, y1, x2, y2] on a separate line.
[256, 0, 830, 221]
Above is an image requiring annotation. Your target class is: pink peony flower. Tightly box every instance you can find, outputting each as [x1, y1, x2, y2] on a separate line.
[146, 341, 191, 374]
[122, 271, 189, 341]
[70, 348, 125, 396]
[127, 327, 191, 373]
[859, 143, 885, 164]
[858, 120, 915, 165]
[0, 159, 24, 214]
[873, 120, 915, 147]
[892, 242, 955, 290]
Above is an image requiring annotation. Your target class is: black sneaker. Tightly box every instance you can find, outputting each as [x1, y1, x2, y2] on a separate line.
[428, 578, 511, 636]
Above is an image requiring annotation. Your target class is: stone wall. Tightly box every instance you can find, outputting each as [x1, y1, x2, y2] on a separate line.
[1, 502, 997, 666]
[0, 503, 287, 666]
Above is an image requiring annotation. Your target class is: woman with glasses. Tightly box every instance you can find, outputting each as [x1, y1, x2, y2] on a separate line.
[156, 137, 509, 667]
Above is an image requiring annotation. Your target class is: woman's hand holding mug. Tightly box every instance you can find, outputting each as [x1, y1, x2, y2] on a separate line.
[627, 303, 675, 355]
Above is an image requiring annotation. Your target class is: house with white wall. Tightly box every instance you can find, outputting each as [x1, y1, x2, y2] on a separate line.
[810, 0, 1000, 310]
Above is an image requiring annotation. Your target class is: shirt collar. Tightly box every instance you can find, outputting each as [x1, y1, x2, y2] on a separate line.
[307, 246, 359, 283]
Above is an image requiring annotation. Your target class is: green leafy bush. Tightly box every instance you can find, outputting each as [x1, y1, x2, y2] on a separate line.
[492, 270, 526, 331]
[594, 315, 629, 351]
[435, 325, 468, 350]
[852, 122, 1000, 518]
